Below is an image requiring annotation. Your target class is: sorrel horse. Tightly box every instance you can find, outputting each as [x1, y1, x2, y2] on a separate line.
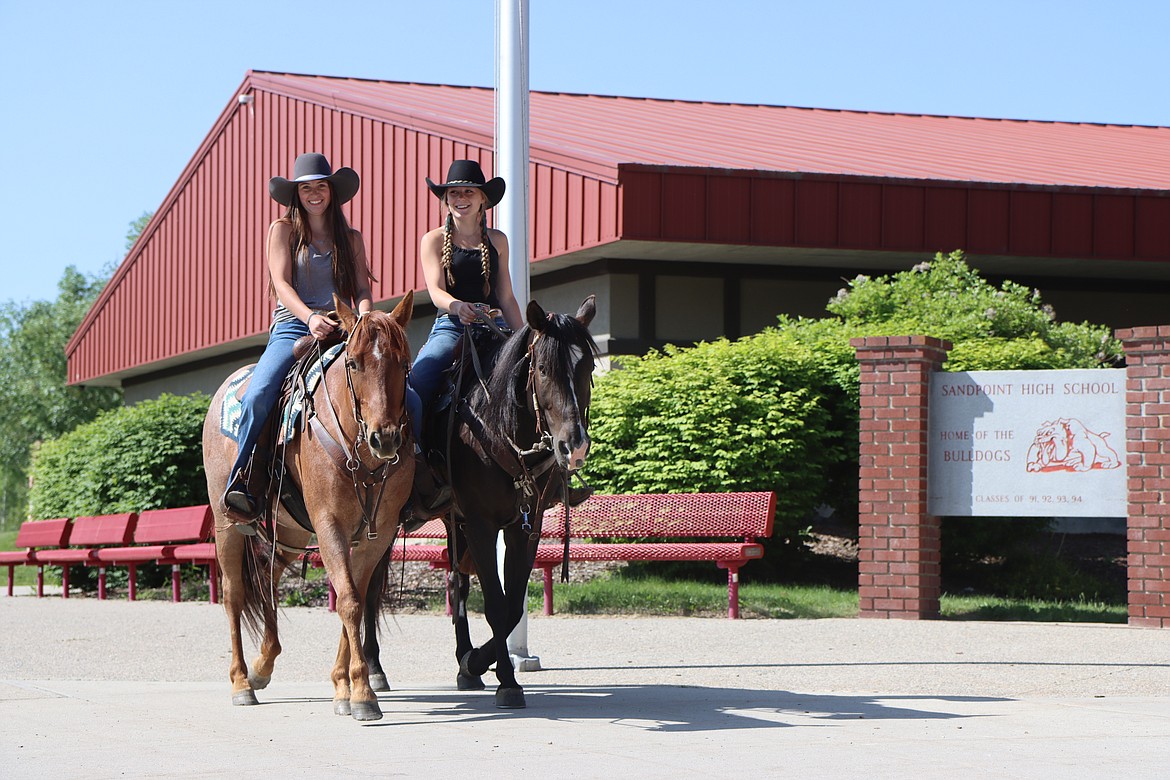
[434, 295, 598, 708]
[202, 292, 414, 721]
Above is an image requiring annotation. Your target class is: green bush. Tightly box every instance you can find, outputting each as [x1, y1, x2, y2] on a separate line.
[29, 392, 211, 519]
[26, 392, 210, 594]
[587, 329, 852, 574]
[585, 252, 1123, 588]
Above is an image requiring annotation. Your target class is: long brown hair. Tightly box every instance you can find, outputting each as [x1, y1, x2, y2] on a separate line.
[268, 181, 375, 301]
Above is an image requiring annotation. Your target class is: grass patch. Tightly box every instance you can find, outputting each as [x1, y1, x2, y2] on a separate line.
[527, 575, 859, 619]
[459, 572, 1127, 623]
[939, 593, 1126, 623]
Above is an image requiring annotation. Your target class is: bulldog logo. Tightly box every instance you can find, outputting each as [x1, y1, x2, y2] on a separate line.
[1025, 418, 1121, 473]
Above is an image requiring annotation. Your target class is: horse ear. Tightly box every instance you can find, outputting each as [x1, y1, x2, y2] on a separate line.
[389, 290, 414, 328]
[334, 293, 357, 332]
[526, 299, 548, 333]
[575, 294, 596, 328]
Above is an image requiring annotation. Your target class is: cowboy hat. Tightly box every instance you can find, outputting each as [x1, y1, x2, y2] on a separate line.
[269, 153, 360, 207]
[425, 160, 506, 209]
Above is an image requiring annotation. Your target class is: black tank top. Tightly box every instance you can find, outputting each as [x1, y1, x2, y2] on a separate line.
[446, 241, 501, 309]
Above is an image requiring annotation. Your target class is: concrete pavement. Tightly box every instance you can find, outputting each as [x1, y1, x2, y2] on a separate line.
[2, 595, 1169, 778]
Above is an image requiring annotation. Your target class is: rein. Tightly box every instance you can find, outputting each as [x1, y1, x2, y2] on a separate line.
[306, 313, 406, 541]
[455, 322, 579, 566]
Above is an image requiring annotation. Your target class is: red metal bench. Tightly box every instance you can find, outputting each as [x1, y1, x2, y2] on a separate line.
[0, 518, 72, 597]
[33, 513, 138, 598]
[92, 505, 214, 602]
[535, 492, 776, 619]
[344, 492, 776, 619]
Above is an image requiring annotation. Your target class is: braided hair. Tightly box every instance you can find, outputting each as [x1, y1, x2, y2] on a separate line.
[440, 200, 492, 299]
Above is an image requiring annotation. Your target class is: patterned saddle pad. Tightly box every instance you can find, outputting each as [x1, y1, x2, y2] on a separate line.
[220, 343, 345, 444]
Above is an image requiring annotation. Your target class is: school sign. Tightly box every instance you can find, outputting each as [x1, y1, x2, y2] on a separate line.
[928, 369, 1126, 517]
[853, 328, 1170, 627]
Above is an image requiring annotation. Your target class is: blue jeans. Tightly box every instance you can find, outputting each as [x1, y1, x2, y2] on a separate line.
[406, 315, 507, 448]
[229, 318, 310, 479]
[406, 315, 465, 448]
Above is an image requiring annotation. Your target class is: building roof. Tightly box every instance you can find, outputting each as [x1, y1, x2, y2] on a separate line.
[266, 71, 1170, 190]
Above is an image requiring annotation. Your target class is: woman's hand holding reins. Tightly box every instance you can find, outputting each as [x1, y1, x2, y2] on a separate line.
[307, 311, 338, 340]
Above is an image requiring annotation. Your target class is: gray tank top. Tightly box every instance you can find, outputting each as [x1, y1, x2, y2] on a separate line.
[271, 244, 339, 325]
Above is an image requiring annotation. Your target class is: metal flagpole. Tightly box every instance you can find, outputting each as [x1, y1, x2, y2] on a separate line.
[494, 0, 539, 672]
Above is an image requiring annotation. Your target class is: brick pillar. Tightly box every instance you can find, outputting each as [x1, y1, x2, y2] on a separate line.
[852, 335, 952, 619]
[1117, 326, 1170, 628]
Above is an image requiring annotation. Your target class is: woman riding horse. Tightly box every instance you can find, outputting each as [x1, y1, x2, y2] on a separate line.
[222, 152, 375, 534]
[204, 153, 413, 721]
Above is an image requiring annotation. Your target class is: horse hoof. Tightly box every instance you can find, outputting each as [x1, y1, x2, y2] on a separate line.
[457, 672, 485, 691]
[247, 673, 271, 691]
[369, 673, 391, 692]
[459, 650, 488, 679]
[232, 690, 259, 706]
[350, 701, 384, 722]
[495, 687, 526, 709]
[334, 698, 352, 716]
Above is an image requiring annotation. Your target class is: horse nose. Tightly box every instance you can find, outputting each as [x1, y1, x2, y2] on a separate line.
[559, 435, 590, 470]
[368, 427, 403, 459]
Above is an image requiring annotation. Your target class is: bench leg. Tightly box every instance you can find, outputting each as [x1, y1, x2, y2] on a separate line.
[172, 564, 182, 603]
[36, 565, 44, 598]
[128, 565, 137, 601]
[718, 562, 741, 619]
[541, 565, 555, 616]
[61, 565, 70, 599]
[209, 560, 219, 605]
[6, 565, 12, 597]
[98, 567, 107, 600]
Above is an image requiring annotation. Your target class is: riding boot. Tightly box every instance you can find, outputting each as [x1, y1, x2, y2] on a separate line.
[223, 469, 260, 535]
[407, 450, 452, 522]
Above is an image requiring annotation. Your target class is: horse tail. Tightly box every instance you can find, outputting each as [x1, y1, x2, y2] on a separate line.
[238, 535, 278, 644]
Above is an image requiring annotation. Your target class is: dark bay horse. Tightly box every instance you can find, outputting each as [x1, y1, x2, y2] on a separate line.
[438, 295, 598, 708]
[202, 292, 414, 721]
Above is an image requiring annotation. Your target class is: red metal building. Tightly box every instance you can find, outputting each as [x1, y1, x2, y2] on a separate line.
[66, 70, 1170, 401]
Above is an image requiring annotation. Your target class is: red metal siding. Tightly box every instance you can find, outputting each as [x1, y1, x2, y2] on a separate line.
[706, 176, 750, 244]
[794, 180, 839, 247]
[967, 190, 1011, 254]
[882, 186, 925, 250]
[1094, 195, 1135, 258]
[67, 72, 1170, 387]
[749, 178, 795, 245]
[1009, 191, 1053, 256]
[839, 183, 882, 248]
[1136, 199, 1170, 259]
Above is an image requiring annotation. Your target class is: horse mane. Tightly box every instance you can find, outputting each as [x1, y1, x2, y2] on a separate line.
[476, 311, 599, 442]
[347, 310, 409, 359]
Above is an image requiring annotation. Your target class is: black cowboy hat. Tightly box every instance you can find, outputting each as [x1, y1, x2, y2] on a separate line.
[269, 153, 360, 207]
[425, 159, 506, 209]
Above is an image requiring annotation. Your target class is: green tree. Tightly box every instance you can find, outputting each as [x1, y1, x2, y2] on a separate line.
[0, 267, 122, 526]
[125, 211, 153, 252]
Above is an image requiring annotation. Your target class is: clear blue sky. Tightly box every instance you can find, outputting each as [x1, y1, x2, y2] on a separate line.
[2, 0, 1167, 305]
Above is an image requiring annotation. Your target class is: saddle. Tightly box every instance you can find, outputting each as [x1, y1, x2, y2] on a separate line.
[427, 319, 511, 473]
[219, 319, 348, 533]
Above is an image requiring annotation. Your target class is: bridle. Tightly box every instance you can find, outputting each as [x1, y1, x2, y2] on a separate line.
[308, 312, 410, 540]
[456, 318, 590, 535]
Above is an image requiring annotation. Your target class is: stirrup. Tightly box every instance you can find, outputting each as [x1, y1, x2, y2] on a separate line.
[223, 472, 260, 533]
